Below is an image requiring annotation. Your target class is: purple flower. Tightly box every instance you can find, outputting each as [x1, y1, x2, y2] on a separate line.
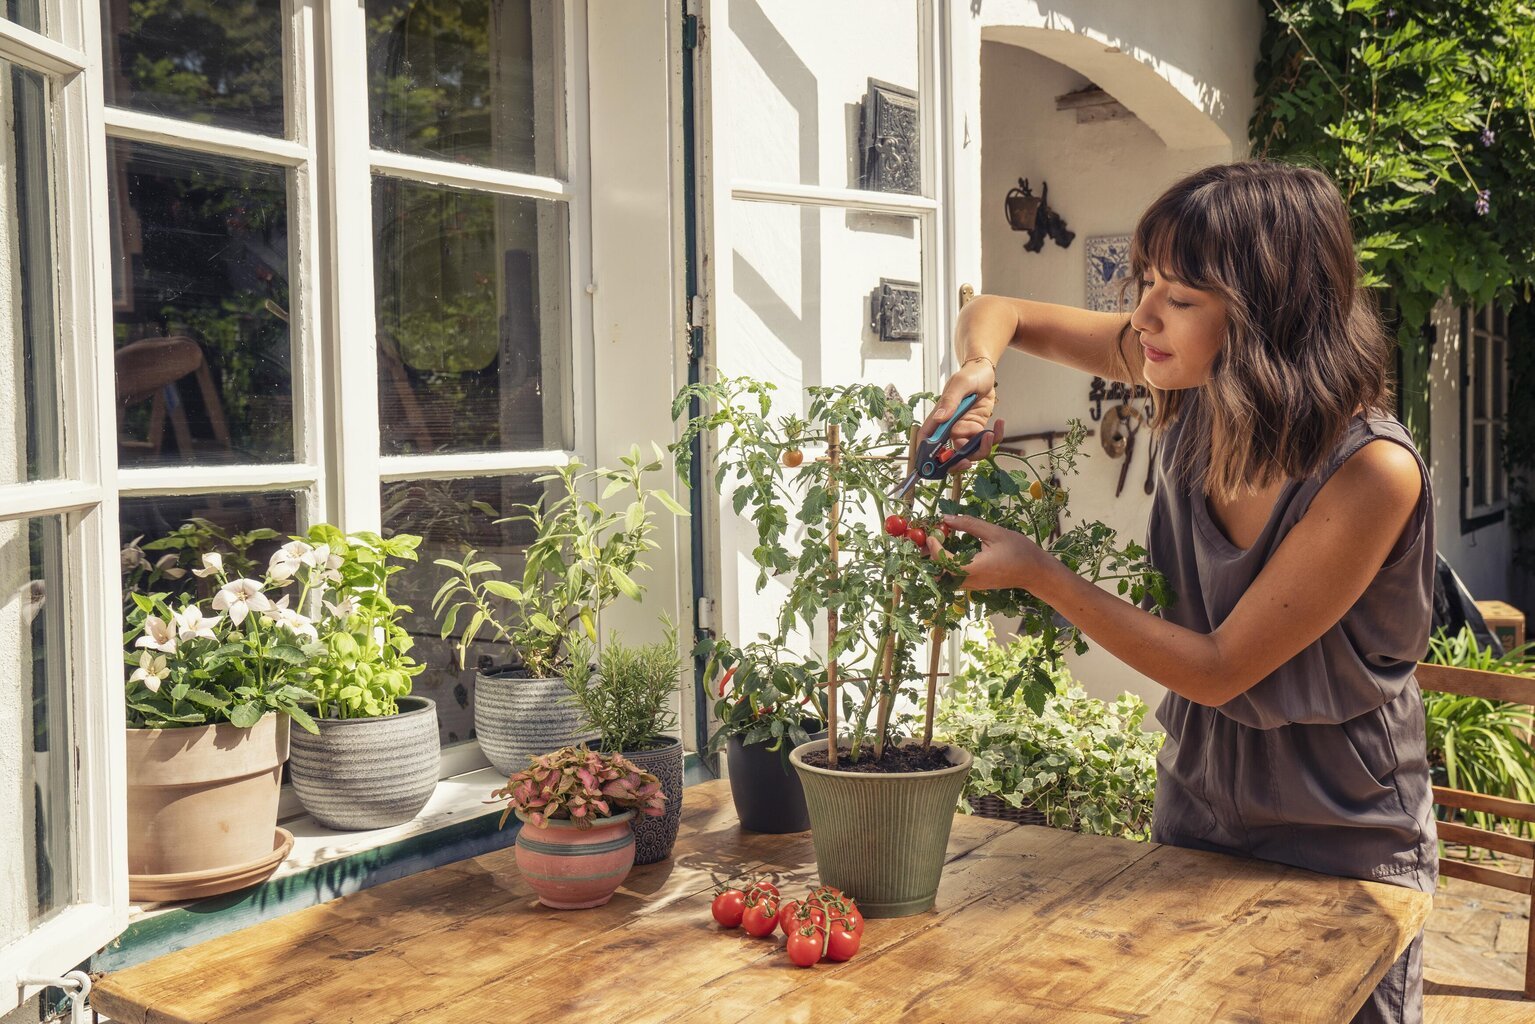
[1481, 127, 1496, 148]
[1475, 189, 1491, 216]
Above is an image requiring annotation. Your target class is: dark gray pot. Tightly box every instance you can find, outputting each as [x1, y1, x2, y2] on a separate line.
[289, 696, 441, 831]
[474, 669, 596, 775]
[620, 735, 683, 865]
[726, 726, 827, 833]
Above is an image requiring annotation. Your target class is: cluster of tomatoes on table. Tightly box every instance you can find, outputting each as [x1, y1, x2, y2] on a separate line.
[710, 879, 866, 968]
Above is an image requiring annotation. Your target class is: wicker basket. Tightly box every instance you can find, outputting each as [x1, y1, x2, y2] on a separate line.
[968, 794, 1049, 828]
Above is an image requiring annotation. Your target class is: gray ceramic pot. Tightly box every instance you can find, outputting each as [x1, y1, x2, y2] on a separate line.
[289, 696, 441, 831]
[474, 669, 596, 775]
[621, 735, 684, 865]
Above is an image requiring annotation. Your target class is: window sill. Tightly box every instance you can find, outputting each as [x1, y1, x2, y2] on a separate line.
[90, 752, 717, 974]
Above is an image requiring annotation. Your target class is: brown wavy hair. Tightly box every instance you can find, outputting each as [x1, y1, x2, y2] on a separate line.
[1114, 161, 1395, 501]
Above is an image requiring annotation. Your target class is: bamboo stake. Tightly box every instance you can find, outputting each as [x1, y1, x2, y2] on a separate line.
[923, 473, 965, 750]
[825, 423, 841, 767]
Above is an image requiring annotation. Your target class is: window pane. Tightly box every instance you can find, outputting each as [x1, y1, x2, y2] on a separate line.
[109, 140, 294, 467]
[366, 0, 564, 175]
[374, 178, 570, 455]
[1473, 333, 1487, 420]
[1493, 428, 1505, 505]
[1, 60, 61, 484]
[1492, 337, 1505, 422]
[101, 0, 285, 136]
[382, 475, 543, 748]
[3, 0, 43, 33]
[119, 491, 299, 613]
[0, 514, 71, 942]
[1472, 423, 1487, 510]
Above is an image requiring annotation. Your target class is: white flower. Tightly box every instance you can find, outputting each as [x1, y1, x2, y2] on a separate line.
[134, 615, 179, 654]
[153, 553, 187, 580]
[212, 578, 272, 627]
[171, 604, 220, 642]
[192, 552, 225, 579]
[263, 594, 318, 642]
[269, 541, 314, 583]
[130, 651, 169, 693]
[323, 595, 359, 620]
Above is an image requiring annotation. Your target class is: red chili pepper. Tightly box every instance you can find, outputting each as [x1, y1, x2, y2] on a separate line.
[718, 666, 737, 697]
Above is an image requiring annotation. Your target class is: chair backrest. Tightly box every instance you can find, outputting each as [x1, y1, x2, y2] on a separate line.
[1416, 661, 1535, 1000]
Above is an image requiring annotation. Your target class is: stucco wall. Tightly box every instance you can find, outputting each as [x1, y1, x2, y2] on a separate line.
[977, 39, 1239, 714]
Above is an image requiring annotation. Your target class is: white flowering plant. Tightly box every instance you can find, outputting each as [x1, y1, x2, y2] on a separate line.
[123, 533, 341, 733]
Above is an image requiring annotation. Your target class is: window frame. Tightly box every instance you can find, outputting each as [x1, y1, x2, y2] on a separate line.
[1460, 304, 1509, 534]
[0, 3, 127, 1008]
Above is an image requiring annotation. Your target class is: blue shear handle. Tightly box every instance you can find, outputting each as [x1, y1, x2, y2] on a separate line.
[929, 393, 978, 446]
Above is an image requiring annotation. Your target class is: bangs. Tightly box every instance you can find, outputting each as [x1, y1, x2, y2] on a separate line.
[1129, 191, 1222, 292]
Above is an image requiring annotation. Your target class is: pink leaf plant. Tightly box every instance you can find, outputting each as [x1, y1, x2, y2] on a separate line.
[492, 745, 667, 830]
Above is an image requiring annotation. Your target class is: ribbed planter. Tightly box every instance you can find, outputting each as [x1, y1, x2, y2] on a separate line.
[289, 696, 442, 830]
[513, 809, 636, 909]
[621, 735, 684, 865]
[790, 739, 973, 919]
[474, 669, 596, 775]
[126, 713, 290, 901]
[726, 725, 828, 834]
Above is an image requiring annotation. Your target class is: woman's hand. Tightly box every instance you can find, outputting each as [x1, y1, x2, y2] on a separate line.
[932, 514, 1055, 593]
[912, 359, 999, 473]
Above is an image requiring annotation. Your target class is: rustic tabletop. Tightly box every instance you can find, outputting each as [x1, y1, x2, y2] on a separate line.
[93, 778, 1430, 1024]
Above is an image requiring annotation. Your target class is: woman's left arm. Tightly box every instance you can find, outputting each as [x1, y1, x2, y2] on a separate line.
[944, 440, 1424, 707]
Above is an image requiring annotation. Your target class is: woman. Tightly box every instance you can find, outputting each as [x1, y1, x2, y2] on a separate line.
[921, 161, 1436, 1024]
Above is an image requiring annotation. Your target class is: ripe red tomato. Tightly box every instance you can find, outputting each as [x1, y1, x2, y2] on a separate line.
[907, 526, 928, 549]
[883, 514, 908, 537]
[786, 926, 824, 967]
[776, 898, 801, 935]
[831, 905, 864, 936]
[741, 899, 779, 937]
[748, 879, 780, 901]
[711, 888, 746, 928]
[940, 522, 954, 538]
[782, 448, 804, 468]
[825, 921, 861, 961]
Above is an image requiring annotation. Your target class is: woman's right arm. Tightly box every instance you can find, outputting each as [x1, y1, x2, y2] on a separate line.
[918, 294, 1139, 462]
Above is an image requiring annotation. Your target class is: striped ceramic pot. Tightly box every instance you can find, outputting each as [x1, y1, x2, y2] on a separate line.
[789, 739, 973, 919]
[513, 809, 636, 909]
[474, 670, 596, 776]
[289, 696, 441, 830]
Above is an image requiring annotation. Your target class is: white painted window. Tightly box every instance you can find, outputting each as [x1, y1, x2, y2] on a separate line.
[1, 2, 128, 1008]
[1462, 305, 1508, 527]
[101, 0, 593, 777]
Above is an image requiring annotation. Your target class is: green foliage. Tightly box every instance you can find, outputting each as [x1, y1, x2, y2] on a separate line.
[1422, 625, 1535, 839]
[431, 445, 687, 679]
[695, 634, 828, 766]
[303, 526, 426, 720]
[1252, 1, 1535, 332]
[562, 619, 683, 754]
[937, 621, 1163, 840]
[672, 375, 1169, 762]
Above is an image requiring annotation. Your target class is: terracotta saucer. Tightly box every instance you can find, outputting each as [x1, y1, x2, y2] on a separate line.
[129, 827, 294, 903]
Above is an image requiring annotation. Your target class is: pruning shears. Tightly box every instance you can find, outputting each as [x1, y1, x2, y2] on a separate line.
[888, 393, 992, 501]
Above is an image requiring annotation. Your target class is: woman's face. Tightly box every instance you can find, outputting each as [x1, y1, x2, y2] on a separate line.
[1129, 265, 1229, 390]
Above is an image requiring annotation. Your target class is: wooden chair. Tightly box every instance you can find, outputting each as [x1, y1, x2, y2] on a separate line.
[114, 335, 231, 458]
[1415, 661, 1535, 1020]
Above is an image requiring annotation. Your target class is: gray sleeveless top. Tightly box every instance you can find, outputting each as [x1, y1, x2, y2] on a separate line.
[1146, 409, 1438, 891]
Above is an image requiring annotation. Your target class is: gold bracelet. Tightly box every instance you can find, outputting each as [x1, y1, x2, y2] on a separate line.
[961, 354, 998, 377]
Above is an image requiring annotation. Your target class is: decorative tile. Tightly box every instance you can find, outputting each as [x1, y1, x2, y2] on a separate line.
[1085, 234, 1133, 313]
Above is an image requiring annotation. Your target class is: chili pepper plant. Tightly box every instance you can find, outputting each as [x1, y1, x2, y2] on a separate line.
[673, 375, 1171, 768]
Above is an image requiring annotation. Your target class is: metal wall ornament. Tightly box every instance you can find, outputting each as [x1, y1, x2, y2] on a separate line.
[1004, 178, 1075, 252]
[1088, 375, 1152, 421]
[870, 278, 921, 342]
[860, 79, 920, 195]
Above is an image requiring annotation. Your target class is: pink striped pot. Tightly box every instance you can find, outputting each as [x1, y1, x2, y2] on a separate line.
[513, 809, 637, 909]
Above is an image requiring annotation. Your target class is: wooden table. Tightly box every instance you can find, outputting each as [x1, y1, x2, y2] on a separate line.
[94, 779, 1430, 1023]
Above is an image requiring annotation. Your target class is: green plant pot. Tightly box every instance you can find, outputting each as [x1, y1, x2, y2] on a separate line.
[789, 739, 973, 919]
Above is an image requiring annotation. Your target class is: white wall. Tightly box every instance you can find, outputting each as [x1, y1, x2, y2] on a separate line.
[975, 38, 1242, 713]
[1427, 297, 1518, 606]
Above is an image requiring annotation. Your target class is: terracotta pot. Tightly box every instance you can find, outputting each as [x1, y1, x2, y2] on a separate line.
[513, 809, 636, 909]
[790, 739, 973, 918]
[126, 713, 290, 900]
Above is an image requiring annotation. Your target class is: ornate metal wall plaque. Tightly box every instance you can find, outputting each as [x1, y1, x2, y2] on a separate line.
[870, 278, 921, 342]
[860, 79, 919, 195]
